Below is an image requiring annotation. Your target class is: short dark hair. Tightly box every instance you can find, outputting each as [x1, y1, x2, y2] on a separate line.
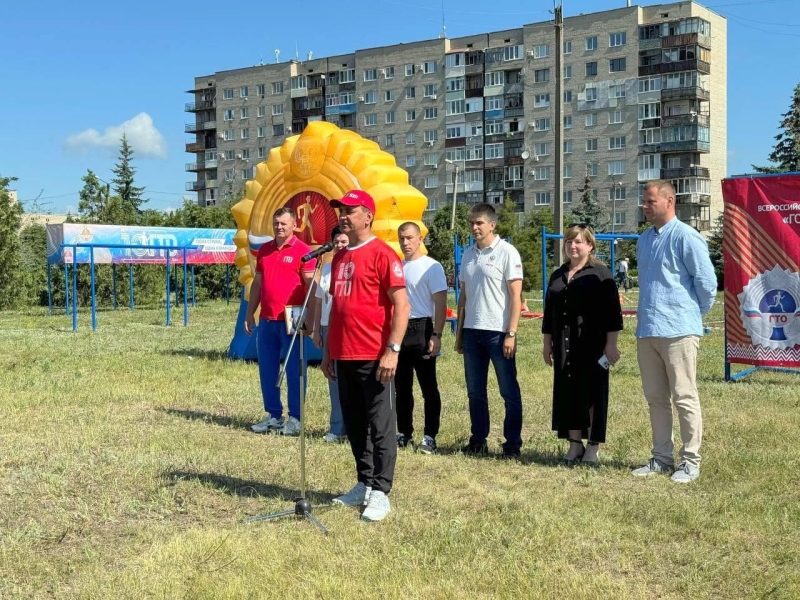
[643, 180, 676, 199]
[273, 207, 296, 220]
[397, 222, 421, 236]
[330, 226, 344, 240]
[468, 203, 497, 223]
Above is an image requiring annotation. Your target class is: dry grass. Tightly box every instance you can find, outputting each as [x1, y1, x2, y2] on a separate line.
[0, 297, 798, 599]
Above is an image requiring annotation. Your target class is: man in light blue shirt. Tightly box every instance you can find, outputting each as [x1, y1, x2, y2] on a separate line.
[632, 180, 717, 483]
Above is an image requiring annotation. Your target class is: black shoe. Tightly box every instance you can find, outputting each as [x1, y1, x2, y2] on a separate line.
[416, 435, 437, 455]
[396, 433, 412, 448]
[461, 441, 489, 456]
[501, 446, 521, 460]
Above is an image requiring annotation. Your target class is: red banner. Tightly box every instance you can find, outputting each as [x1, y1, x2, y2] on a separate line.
[722, 174, 800, 367]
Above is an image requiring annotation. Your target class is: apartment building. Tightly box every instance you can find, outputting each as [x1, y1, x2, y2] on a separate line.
[185, 1, 725, 233]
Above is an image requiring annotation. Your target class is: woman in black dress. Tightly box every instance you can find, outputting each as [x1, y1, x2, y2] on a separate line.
[542, 224, 623, 466]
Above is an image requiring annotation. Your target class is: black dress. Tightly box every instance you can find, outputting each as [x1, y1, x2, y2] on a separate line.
[542, 262, 623, 443]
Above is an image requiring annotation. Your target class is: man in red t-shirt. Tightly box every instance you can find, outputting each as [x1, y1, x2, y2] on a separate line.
[321, 190, 409, 522]
[245, 207, 316, 436]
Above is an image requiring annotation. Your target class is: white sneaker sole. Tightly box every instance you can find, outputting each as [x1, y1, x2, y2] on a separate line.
[361, 508, 390, 522]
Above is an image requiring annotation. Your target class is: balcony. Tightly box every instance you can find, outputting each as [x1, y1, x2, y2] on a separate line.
[662, 114, 709, 128]
[660, 140, 710, 153]
[504, 83, 523, 94]
[639, 118, 661, 129]
[185, 122, 201, 133]
[504, 180, 524, 189]
[661, 33, 711, 49]
[290, 87, 309, 99]
[639, 143, 661, 154]
[185, 141, 205, 153]
[186, 181, 206, 191]
[676, 193, 711, 205]
[638, 168, 661, 181]
[466, 88, 484, 98]
[205, 179, 219, 189]
[681, 217, 711, 231]
[185, 159, 218, 172]
[465, 62, 484, 75]
[504, 107, 524, 118]
[661, 87, 710, 102]
[661, 166, 710, 179]
[639, 59, 710, 77]
[185, 100, 215, 112]
[504, 156, 524, 166]
[486, 181, 504, 191]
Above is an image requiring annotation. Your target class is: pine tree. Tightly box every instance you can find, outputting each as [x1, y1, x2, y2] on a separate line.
[706, 212, 724, 290]
[78, 169, 108, 221]
[0, 175, 23, 309]
[111, 133, 146, 212]
[753, 83, 800, 174]
[570, 175, 608, 231]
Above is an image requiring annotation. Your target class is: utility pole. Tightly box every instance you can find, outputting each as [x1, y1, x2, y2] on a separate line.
[446, 159, 460, 229]
[553, 2, 565, 266]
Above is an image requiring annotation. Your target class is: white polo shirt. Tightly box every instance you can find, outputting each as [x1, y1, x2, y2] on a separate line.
[403, 255, 448, 319]
[314, 263, 333, 327]
[458, 236, 523, 332]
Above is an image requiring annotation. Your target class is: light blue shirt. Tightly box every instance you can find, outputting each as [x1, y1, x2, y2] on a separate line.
[636, 217, 718, 338]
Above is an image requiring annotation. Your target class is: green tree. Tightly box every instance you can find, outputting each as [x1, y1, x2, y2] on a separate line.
[494, 196, 519, 240]
[78, 169, 108, 221]
[753, 83, 800, 174]
[111, 133, 146, 213]
[425, 202, 470, 282]
[0, 175, 23, 309]
[707, 212, 724, 290]
[571, 175, 608, 231]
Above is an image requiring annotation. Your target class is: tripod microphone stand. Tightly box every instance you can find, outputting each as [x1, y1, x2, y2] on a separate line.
[244, 252, 330, 534]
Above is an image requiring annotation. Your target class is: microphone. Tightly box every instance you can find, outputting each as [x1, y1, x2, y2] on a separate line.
[301, 241, 335, 263]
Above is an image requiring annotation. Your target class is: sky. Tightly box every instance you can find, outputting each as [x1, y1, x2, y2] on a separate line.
[1, 0, 798, 215]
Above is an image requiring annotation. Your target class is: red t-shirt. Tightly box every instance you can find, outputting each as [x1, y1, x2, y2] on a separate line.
[255, 236, 316, 320]
[328, 237, 406, 361]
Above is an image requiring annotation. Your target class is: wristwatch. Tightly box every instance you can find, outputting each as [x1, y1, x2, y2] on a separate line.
[507, 331, 516, 338]
[387, 342, 401, 352]
[431, 332, 442, 338]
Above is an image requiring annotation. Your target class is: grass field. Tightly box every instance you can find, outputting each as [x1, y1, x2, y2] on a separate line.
[1, 297, 798, 599]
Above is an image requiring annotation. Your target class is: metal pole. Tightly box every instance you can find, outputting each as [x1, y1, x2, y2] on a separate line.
[90, 247, 97, 331]
[541, 226, 548, 300]
[553, 2, 565, 266]
[112, 264, 118, 310]
[129, 264, 135, 310]
[450, 163, 459, 230]
[166, 255, 171, 327]
[191, 266, 196, 307]
[47, 263, 52, 314]
[183, 250, 189, 326]
[454, 233, 460, 305]
[72, 246, 78, 332]
[299, 328, 306, 499]
[64, 262, 70, 316]
[226, 264, 231, 304]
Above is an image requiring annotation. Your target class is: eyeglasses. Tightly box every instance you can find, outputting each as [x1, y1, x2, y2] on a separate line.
[567, 222, 593, 231]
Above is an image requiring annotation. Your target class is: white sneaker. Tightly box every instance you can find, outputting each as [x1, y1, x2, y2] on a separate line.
[322, 432, 347, 443]
[332, 482, 371, 507]
[361, 490, 390, 522]
[631, 458, 673, 477]
[251, 415, 284, 433]
[670, 462, 700, 483]
[281, 416, 301, 436]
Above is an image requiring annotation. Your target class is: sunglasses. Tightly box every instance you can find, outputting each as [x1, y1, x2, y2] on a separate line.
[567, 222, 594, 231]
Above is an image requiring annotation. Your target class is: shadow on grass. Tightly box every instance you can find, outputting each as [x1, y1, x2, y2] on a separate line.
[165, 470, 337, 504]
[434, 444, 638, 471]
[159, 407, 254, 430]
[160, 348, 231, 361]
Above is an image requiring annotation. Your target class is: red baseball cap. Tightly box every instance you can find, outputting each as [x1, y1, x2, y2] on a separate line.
[330, 189, 376, 213]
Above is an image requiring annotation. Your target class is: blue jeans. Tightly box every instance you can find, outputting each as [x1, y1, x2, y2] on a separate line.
[462, 328, 523, 451]
[257, 319, 303, 420]
[321, 326, 346, 436]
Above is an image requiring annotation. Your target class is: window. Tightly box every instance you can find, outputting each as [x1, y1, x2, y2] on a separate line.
[364, 91, 377, 104]
[340, 92, 354, 105]
[564, 65, 573, 80]
[424, 152, 438, 166]
[609, 136, 626, 150]
[223, 129, 234, 141]
[564, 140, 573, 154]
[290, 76, 306, 90]
[609, 160, 626, 175]
[504, 45, 522, 61]
[326, 93, 339, 107]
[534, 68, 550, 83]
[564, 40, 572, 54]
[485, 143, 504, 159]
[364, 114, 377, 126]
[364, 69, 377, 81]
[638, 103, 661, 119]
[564, 164, 573, 179]
[534, 167, 550, 180]
[258, 147, 266, 158]
[423, 84, 438, 97]
[466, 145, 482, 160]
[406, 109, 416, 122]
[339, 69, 355, 83]
[446, 148, 466, 162]
[272, 82, 283, 94]
[445, 53, 463, 68]
[256, 84, 265, 96]
[610, 58, 627, 72]
[423, 60, 437, 74]
[609, 110, 624, 124]
[468, 122, 483, 137]
[272, 104, 283, 116]
[447, 99, 465, 115]
[223, 109, 235, 121]
[486, 96, 503, 111]
[241, 128, 249, 139]
[465, 170, 483, 184]
[535, 192, 551, 206]
[424, 107, 438, 119]
[384, 90, 395, 103]
[587, 162, 599, 177]
[242, 167, 254, 179]
[534, 142, 551, 157]
[240, 86, 249, 98]
[485, 119, 503, 135]
[446, 77, 464, 92]
[639, 128, 661, 145]
[586, 138, 598, 151]
[534, 93, 550, 108]
[406, 87, 416, 99]
[405, 64, 415, 76]
[466, 98, 483, 113]
[223, 88, 233, 100]
[224, 150, 234, 160]
[639, 76, 662, 93]
[664, 72, 702, 90]
[406, 132, 415, 144]
[505, 166, 522, 181]
[534, 118, 551, 131]
[258, 106, 266, 117]
[425, 175, 439, 188]
[386, 134, 395, 147]
[564, 115, 573, 129]
[241, 148, 250, 159]
[585, 113, 597, 127]
[586, 36, 597, 51]
[385, 111, 395, 124]
[609, 186, 627, 201]
[585, 87, 598, 101]
[485, 71, 505, 87]
[258, 126, 266, 138]
[585, 62, 597, 76]
[424, 129, 438, 142]
[406, 156, 417, 167]
[564, 190, 573, 204]
[533, 44, 550, 59]
[564, 91, 573, 103]
[384, 66, 395, 79]
[224, 169, 234, 181]
[273, 124, 284, 136]
[609, 84, 626, 98]
[609, 32, 627, 47]
[614, 211, 626, 226]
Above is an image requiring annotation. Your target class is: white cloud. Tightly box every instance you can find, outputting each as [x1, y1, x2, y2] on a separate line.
[64, 112, 167, 159]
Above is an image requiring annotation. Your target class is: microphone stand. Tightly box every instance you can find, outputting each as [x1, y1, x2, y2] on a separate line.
[244, 254, 329, 534]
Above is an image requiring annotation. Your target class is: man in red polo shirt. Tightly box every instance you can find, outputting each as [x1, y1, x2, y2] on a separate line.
[245, 207, 316, 436]
[321, 190, 409, 522]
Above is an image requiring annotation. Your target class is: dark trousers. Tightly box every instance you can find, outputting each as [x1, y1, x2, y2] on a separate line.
[336, 360, 397, 494]
[396, 317, 442, 439]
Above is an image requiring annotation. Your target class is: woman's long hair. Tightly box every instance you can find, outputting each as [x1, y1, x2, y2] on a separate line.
[561, 224, 605, 267]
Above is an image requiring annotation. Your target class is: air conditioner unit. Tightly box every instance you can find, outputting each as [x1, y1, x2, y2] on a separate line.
[577, 92, 586, 101]
[609, 98, 618, 108]
[358, 95, 365, 102]
[379, 68, 386, 75]
[431, 94, 437, 100]
[425, 141, 434, 147]
[236, 153, 242, 159]
[527, 50, 536, 57]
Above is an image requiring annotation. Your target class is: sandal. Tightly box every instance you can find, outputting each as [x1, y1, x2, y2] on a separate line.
[580, 441, 600, 467]
[563, 438, 585, 467]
